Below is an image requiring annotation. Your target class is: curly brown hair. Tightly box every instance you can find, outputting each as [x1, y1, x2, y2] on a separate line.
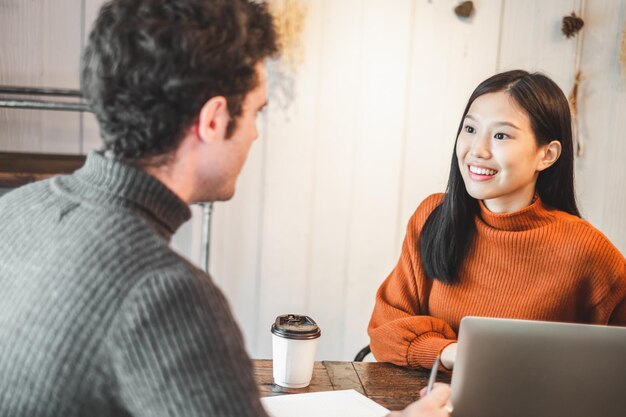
[81, 0, 279, 161]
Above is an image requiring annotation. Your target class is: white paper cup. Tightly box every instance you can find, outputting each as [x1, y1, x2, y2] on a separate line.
[271, 314, 321, 388]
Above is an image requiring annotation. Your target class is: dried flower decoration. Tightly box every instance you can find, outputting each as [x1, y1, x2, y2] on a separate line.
[265, 0, 309, 111]
[562, 12, 584, 38]
[568, 71, 583, 157]
[454, 1, 474, 19]
[268, 0, 308, 71]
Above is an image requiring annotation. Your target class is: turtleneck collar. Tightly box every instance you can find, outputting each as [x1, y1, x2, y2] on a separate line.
[54, 151, 191, 240]
[477, 195, 556, 231]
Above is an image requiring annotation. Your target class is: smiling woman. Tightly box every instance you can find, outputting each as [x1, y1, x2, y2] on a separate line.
[368, 70, 626, 372]
[456, 91, 562, 213]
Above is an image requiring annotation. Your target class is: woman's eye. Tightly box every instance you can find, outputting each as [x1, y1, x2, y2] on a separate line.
[494, 132, 508, 140]
[464, 125, 475, 134]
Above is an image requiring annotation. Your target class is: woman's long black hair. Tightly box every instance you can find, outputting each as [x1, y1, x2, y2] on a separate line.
[419, 70, 580, 284]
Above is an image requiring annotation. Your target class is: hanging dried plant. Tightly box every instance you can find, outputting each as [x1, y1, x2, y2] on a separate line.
[265, 1, 309, 111]
[562, 12, 584, 39]
[454, 1, 474, 19]
[268, 0, 308, 70]
[568, 71, 583, 157]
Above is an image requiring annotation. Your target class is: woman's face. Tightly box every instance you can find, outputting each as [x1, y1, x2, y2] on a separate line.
[456, 91, 550, 213]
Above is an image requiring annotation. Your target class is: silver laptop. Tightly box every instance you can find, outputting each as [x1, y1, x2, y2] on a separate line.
[450, 316, 626, 417]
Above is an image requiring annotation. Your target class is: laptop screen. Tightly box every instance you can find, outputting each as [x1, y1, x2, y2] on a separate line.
[450, 316, 626, 417]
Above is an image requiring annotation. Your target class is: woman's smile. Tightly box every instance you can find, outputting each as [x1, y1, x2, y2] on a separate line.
[468, 164, 498, 180]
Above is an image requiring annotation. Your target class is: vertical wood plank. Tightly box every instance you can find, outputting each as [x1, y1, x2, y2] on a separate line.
[38, 0, 82, 154]
[254, 0, 324, 358]
[0, 0, 44, 152]
[398, 0, 504, 248]
[577, 0, 626, 254]
[600, 91, 626, 254]
[304, 0, 363, 360]
[208, 115, 268, 353]
[81, 0, 107, 153]
[498, 0, 581, 92]
[341, 0, 416, 360]
[0, 0, 83, 154]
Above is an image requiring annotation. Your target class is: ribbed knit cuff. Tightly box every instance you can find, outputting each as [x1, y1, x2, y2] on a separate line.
[407, 331, 456, 370]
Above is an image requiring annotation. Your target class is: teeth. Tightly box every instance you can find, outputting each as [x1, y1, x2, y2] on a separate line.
[469, 165, 497, 176]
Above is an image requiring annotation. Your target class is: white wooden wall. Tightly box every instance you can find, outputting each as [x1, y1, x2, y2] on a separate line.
[2, 0, 625, 361]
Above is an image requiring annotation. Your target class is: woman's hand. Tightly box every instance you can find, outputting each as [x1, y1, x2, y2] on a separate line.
[387, 384, 452, 417]
[440, 343, 458, 370]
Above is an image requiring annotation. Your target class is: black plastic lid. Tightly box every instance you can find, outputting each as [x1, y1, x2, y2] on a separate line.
[271, 314, 321, 340]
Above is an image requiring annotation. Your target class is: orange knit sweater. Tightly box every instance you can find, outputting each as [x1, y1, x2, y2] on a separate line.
[368, 193, 626, 370]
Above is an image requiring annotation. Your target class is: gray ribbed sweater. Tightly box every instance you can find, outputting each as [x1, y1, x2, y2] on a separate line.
[0, 151, 269, 417]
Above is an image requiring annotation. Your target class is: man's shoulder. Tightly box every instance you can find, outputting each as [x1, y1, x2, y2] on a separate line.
[0, 178, 54, 207]
[0, 179, 66, 240]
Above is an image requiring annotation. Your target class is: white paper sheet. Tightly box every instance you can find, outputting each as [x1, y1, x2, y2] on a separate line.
[261, 389, 390, 417]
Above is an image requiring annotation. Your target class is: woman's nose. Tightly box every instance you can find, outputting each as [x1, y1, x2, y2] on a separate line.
[470, 134, 491, 159]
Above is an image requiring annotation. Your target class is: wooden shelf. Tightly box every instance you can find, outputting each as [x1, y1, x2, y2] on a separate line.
[0, 152, 85, 188]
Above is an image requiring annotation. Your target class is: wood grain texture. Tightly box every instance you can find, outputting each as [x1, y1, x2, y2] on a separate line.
[304, 0, 365, 362]
[576, 0, 626, 252]
[208, 115, 269, 353]
[253, 359, 446, 411]
[325, 361, 365, 394]
[80, 0, 107, 153]
[341, 0, 415, 360]
[0, 0, 82, 154]
[339, 0, 413, 357]
[397, 0, 504, 246]
[498, 0, 581, 88]
[254, 359, 334, 397]
[253, 0, 324, 358]
[0, 152, 84, 187]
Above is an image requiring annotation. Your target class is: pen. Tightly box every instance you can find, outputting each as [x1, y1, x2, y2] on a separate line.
[426, 355, 440, 395]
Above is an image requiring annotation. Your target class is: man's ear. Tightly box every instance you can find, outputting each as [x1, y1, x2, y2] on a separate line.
[196, 96, 229, 143]
[537, 140, 562, 172]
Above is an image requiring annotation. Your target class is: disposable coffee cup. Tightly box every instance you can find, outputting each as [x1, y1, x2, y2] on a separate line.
[271, 314, 321, 388]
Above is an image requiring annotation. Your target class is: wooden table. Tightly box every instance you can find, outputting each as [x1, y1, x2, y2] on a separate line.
[254, 360, 451, 411]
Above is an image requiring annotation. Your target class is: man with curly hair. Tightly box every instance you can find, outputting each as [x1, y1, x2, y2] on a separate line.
[0, 1, 277, 415]
[0, 0, 451, 416]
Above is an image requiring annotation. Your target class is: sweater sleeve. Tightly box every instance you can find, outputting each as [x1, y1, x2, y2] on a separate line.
[609, 299, 626, 326]
[368, 195, 456, 370]
[593, 242, 626, 326]
[576, 225, 626, 327]
[106, 265, 269, 417]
